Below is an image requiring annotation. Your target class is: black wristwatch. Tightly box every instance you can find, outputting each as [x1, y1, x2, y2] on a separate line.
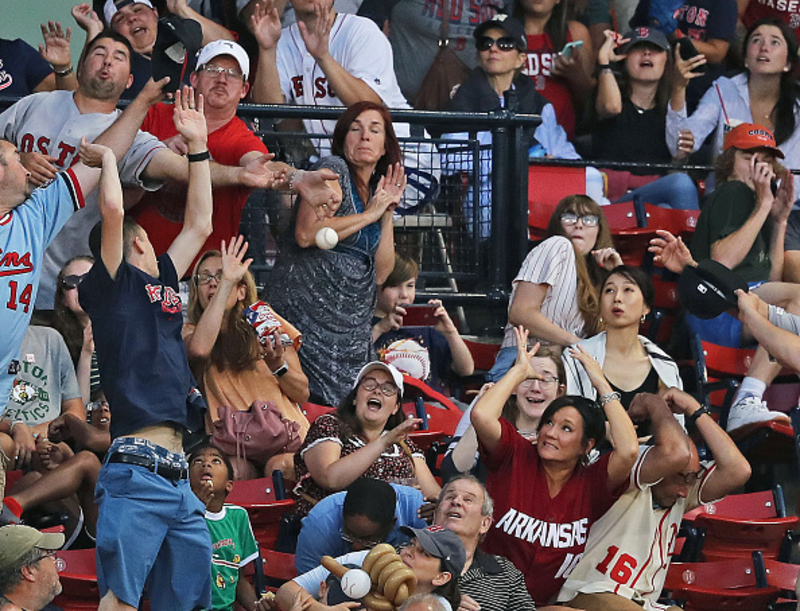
[686, 406, 709, 427]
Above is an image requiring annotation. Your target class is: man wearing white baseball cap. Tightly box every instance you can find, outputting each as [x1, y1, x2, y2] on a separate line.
[131, 38, 341, 271]
[0, 524, 64, 611]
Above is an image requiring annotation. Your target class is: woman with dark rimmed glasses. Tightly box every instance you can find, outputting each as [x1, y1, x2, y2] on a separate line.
[487, 194, 620, 381]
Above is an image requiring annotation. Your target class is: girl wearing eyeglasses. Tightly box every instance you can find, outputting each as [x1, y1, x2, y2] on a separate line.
[183, 236, 310, 481]
[292, 362, 441, 517]
[487, 194, 619, 382]
[442, 345, 566, 481]
[562, 266, 683, 420]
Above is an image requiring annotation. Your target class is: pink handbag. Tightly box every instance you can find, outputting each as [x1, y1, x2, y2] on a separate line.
[211, 401, 302, 465]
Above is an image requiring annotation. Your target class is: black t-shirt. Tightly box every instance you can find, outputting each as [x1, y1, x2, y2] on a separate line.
[80, 254, 204, 439]
[592, 99, 672, 173]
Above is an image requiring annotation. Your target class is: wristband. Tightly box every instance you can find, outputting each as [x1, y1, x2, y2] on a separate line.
[686, 406, 709, 427]
[54, 65, 74, 77]
[598, 391, 621, 407]
[187, 150, 210, 163]
[271, 361, 289, 377]
[595, 64, 612, 77]
[288, 169, 305, 193]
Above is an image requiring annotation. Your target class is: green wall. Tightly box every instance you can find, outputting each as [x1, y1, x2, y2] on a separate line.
[2, 1, 88, 66]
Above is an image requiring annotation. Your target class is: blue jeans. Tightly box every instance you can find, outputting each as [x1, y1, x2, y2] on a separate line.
[616, 173, 699, 210]
[485, 346, 518, 382]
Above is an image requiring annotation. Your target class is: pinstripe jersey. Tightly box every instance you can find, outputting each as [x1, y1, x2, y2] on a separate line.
[501, 235, 585, 349]
[0, 170, 84, 413]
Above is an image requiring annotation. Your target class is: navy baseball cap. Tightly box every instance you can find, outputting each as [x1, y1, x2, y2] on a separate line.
[152, 15, 203, 93]
[621, 27, 670, 52]
[678, 260, 748, 319]
[400, 525, 466, 575]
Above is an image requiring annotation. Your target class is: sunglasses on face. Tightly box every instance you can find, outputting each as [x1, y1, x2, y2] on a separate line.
[476, 36, 519, 52]
[61, 273, 87, 290]
[560, 212, 600, 227]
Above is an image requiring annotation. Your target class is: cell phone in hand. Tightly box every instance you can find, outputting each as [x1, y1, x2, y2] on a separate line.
[560, 40, 584, 59]
[677, 38, 708, 75]
[400, 304, 439, 326]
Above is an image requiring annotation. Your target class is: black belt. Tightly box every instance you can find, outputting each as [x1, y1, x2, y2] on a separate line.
[108, 453, 188, 482]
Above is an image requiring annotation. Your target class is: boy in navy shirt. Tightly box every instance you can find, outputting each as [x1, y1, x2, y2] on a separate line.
[79, 86, 213, 611]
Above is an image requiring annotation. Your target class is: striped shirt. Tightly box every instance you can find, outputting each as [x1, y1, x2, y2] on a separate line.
[461, 550, 537, 611]
[502, 235, 585, 348]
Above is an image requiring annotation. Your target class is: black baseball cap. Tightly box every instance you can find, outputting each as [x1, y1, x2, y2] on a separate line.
[152, 15, 203, 94]
[678, 259, 749, 319]
[474, 15, 527, 51]
[620, 27, 670, 52]
[399, 525, 466, 575]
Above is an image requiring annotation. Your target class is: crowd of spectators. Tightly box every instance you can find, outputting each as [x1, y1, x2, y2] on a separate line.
[1, 0, 800, 610]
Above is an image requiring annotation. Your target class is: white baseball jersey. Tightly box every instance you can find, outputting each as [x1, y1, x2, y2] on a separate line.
[0, 90, 165, 309]
[276, 13, 411, 153]
[557, 447, 718, 611]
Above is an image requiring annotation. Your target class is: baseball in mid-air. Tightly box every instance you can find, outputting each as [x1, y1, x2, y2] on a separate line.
[315, 227, 339, 250]
[340, 568, 371, 599]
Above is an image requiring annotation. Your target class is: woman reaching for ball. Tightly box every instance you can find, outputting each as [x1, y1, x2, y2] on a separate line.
[275, 526, 464, 611]
[267, 101, 407, 407]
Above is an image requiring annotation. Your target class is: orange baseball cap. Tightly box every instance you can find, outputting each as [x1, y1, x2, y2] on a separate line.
[723, 123, 784, 158]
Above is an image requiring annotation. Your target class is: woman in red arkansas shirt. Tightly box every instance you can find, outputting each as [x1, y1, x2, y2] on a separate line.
[471, 326, 638, 607]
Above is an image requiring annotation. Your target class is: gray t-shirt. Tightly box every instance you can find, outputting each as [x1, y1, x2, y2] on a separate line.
[6, 326, 81, 426]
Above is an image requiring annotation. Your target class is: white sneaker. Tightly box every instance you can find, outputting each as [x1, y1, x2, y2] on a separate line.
[726, 395, 792, 432]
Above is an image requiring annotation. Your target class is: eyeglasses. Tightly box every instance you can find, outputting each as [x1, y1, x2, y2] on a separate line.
[200, 64, 244, 80]
[340, 528, 385, 549]
[518, 376, 560, 389]
[88, 400, 109, 412]
[34, 549, 58, 563]
[476, 36, 519, 52]
[61, 273, 87, 290]
[194, 271, 222, 285]
[359, 377, 399, 397]
[560, 212, 600, 227]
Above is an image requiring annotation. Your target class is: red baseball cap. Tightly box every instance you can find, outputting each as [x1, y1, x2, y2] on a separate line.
[723, 123, 785, 158]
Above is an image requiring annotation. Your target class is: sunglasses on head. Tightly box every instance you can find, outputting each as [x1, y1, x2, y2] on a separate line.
[61, 273, 87, 290]
[476, 36, 519, 52]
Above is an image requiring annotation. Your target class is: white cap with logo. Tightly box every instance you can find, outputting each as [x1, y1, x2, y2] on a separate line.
[195, 40, 250, 81]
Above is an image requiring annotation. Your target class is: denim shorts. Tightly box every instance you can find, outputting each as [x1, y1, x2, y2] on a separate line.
[95, 438, 211, 610]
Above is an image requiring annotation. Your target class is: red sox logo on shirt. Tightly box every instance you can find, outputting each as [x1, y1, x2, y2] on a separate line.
[676, 5, 710, 27]
[144, 283, 182, 314]
[291, 76, 336, 100]
[19, 134, 77, 168]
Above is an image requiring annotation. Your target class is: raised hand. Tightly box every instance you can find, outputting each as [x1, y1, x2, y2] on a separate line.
[250, 0, 282, 51]
[511, 325, 542, 380]
[591, 247, 623, 270]
[648, 229, 695, 273]
[71, 3, 103, 38]
[771, 168, 794, 223]
[674, 129, 695, 161]
[597, 29, 628, 65]
[165, 0, 190, 16]
[568, 343, 612, 395]
[137, 77, 171, 107]
[294, 168, 341, 214]
[380, 162, 407, 206]
[78, 137, 113, 169]
[752, 153, 776, 208]
[735, 288, 768, 322]
[673, 45, 707, 88]
[660, 386, 702, 416]
[220, 235, 253, 284]
[429, 299, 457, 334]
[39, 21, 72, 70]
[297, 1, 334, 60]
[383, 416, 422, 448]
[260, 329, 285, 371]
[172, 86, 208, 147]
[240, 153, 283, 189]
[21, 152, 58, 186]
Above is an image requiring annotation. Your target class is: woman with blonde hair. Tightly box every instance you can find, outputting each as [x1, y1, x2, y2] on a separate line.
[487, 194, 620, 381]
[184, 236, 310, 480]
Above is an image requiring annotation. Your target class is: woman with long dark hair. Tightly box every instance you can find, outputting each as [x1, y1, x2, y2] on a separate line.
[267, 101, 406, 406]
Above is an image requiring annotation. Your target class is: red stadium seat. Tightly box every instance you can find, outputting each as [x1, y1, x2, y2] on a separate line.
[227, 477, 296, 551]
[694, 512, 798, 562]
[302, 402, 335, 423]
[527, 165, 586, 241]
[684, 489, 788, 525]
[53, 548, 100, 611]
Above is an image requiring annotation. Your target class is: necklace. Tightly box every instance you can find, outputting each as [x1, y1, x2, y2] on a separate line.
[0, 592, 30, 611]
[631, 102, 651, 114]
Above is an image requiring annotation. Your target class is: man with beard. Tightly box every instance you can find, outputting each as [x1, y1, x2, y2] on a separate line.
[0, 525, 65, 611]
[0, 30, 337, 311]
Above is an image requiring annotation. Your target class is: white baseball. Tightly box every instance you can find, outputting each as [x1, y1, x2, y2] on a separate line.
[340, 568, 371, 599]
[315, 227, 339, 250]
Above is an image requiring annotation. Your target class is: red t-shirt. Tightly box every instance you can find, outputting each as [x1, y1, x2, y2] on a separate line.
[480, 418, 625, 606]
[522, 32, 576, 139]
[132, 103, 268, 272]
